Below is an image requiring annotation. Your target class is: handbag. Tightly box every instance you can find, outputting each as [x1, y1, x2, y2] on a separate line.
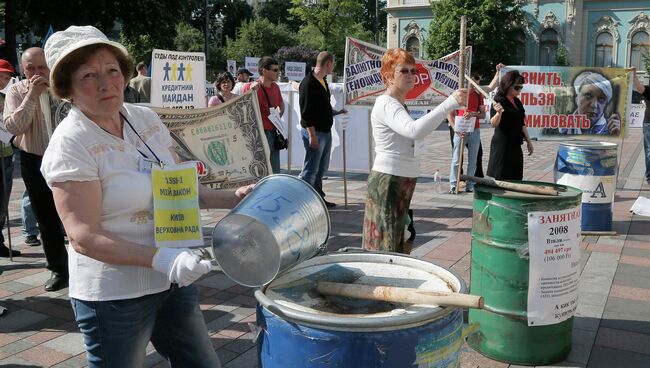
[273, 129, 288, 150]
[260, 84, 288, 150]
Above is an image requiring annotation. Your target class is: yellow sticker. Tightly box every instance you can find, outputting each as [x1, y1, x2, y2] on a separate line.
[152, 162, 203, 247]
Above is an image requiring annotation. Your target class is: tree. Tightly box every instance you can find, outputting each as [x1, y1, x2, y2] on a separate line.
[276, 45, 319, 66]
[174, 22, 205, 53]
[289, 0, 373, 73]
[257, 0, 301, 33]
[425, 0, 524, 79]
[223, 18, 296, 63]
[556, 46, 570, 66]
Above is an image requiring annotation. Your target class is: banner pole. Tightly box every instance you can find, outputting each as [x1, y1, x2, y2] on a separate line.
[343, 128, 349, 208]
[455, 15, 467, 195]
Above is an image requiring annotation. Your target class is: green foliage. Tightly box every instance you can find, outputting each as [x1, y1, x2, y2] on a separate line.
[119, 31, 157, 68]
[257, 0, 301, 33]
[289, 0, 373, 73]
[555, 46, 570, 66]
[425, 0, 523, 79]
[223, 18, 296, 63]
[174, 22, 205, 53]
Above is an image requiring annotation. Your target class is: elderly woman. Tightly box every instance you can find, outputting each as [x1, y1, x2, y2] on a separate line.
[487, 70, 534, 181]
[362, 48, 466, 254]
[42, 26, 253, 367]
[208, 71, 238, 107]
[559, 70, 620, 135]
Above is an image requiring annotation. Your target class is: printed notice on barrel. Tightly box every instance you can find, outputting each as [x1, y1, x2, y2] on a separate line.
[527, 206, 581, 326]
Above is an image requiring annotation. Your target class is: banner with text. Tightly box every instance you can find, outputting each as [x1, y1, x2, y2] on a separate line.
[500, 66, 632, 137]
[527, 206, 581, 326]
[343, 37, 472, 108]
[151, 91, 271, 189]
[285, 61, 307, 81]
[245, 57, 260, 79]
[227, 60, 237, 76]
[151, 49, 207, 109]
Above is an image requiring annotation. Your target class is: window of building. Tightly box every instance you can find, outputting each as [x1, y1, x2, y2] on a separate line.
[514, 29, 527, 65]
[630, 31, 649, 70]
[406, 36, 420, 58]
[539, 29, 558, 66]
[594, 32, 614, 67]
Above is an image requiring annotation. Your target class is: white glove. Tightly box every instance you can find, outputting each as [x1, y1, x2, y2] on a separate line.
[151, 248, 212, 287]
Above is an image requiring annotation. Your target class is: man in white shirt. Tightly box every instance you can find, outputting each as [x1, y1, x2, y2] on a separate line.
[232, 68, 252, 95]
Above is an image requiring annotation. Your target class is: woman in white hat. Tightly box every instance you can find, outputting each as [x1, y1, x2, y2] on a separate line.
[42, 25, 253, 367]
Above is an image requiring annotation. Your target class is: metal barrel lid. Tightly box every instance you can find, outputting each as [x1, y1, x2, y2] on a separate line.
[558, 140, 618, 149]
[475, 180, 582, 200]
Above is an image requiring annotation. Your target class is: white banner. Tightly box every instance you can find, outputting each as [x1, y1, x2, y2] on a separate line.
[151, 49, 207, 109]
[227, 60, 237, 76]
[556, 174, 616, 204]
[343, 37, 472, 108]
[629, 103, 646, 128]
[527, 206, 581, 326]
[285, 61, 307, 81]
[245, 57, 260, 79]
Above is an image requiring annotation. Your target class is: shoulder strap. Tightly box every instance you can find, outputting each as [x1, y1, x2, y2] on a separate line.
[259, 83, 275, 108]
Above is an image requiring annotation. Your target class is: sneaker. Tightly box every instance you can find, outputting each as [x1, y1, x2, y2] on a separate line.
[324, 200, 336, 208]
[466, 188, 474, 193]
[449, 187, 457, 194]
[24, 235, 41, 246]
[0, 243, 21, 257]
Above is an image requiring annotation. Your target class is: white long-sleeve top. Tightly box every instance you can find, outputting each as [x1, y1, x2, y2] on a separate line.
[371, 94, 460, 178]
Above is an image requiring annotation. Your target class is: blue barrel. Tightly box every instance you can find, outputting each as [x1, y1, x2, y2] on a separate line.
[254, 252, 466, 367]
[554, 141, 617, 232]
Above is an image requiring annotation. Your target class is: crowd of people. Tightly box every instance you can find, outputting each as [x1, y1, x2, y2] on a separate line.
[1, 23, 649, 367]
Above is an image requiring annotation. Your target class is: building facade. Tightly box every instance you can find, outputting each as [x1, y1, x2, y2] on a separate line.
[385, 0, 649, 75]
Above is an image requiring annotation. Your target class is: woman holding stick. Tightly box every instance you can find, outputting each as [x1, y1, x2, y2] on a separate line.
[487, 70, 533, 180]
[362, 48, 466, 254]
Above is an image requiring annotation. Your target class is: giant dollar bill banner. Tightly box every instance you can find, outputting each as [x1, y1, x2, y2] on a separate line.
[343, 37, 472, 108]
[151, 91, 271, 189]
[151, 49, 207, 109]
[500, 66, 633, 137]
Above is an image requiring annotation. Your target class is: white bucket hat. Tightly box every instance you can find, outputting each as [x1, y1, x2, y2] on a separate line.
[44, 25, 129, 81]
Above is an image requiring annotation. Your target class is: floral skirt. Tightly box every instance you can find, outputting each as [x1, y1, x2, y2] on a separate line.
[362, 170, 417, 254]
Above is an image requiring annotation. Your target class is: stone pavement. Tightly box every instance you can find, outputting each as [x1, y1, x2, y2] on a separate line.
[0, 125, 649, 367]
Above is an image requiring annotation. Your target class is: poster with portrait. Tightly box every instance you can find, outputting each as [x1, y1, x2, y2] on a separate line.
[151, 91, 271, 189]
[499, 66, 633, 138]
[343, 37, 472, 108]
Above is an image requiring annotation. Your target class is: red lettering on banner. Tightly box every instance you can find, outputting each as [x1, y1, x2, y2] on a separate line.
[524, 114, 593, 129]
[521, 72, 563, 86]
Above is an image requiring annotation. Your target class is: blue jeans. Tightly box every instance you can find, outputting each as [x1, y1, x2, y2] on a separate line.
[71, 285, 220, 368]
[21, 190, 39, 237]
[264, 130, 281, 174]
[643, 123, 650, 182]
[0, 153, 13, 244]
[450, 129, 481, 191]
[299, 129, 332, 198]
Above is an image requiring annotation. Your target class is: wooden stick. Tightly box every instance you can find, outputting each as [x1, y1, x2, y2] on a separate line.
[317, 281, 484, 309]
[461, 175, 559, 196]
[455, 135, 464, 194]
[342, 129, 348, 209]
[581, 231, 617, 236]
[465, 74, 495, 104]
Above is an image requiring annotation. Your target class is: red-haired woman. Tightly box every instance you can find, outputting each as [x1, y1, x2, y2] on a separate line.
[487, 70, 533, 180]
[362, 48, 467, 254]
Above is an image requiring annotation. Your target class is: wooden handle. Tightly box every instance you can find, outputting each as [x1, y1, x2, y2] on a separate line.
[461, 175, 559, 196]
[316, 281, 484, 309]
[465, 74, 495, 104]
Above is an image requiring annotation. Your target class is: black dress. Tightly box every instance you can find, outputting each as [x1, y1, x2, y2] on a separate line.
[487, 93, 526, 180]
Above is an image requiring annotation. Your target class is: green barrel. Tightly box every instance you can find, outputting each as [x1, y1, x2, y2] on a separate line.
[468, 181, 582, 365]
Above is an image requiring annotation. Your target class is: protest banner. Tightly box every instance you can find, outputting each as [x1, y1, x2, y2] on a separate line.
[629, 103, 646, 128]
[343, 37, 472, 108]
[227, 60, 237, 75]
[151, 91, 271, 189]
[245, 57, 260, 78]
[285, 61, 307, 81]
[151, 49, 207, 109]
[500, 66, 633, 137]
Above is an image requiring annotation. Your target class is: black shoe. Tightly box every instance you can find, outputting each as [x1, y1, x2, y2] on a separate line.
[466, 188, 474, 193]
[44, 273, 69, 292]
[0, 244, 21, 258]
[449, 187, 457, 194]
[324, 200, 336, 208]
[24, 235, 41, 246]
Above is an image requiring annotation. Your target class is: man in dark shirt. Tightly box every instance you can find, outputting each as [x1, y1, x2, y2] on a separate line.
[298, 51, 346, 208]
[633, 71, 650, 185]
